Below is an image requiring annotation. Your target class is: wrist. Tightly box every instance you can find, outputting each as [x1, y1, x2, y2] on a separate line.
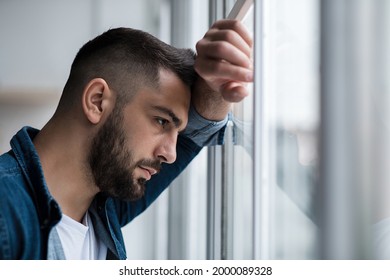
[192, 77, 231, 121]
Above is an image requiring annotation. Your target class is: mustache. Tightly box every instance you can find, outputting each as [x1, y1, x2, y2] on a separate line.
[136, 159, 162, 173]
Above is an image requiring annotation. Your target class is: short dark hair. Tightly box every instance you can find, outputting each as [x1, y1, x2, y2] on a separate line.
[58, 27, 197, 111]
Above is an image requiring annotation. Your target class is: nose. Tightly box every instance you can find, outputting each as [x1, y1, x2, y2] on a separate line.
[155, 133, 177, 164]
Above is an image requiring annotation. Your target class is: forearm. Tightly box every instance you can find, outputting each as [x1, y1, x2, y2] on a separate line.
[191, 77, 231, 122]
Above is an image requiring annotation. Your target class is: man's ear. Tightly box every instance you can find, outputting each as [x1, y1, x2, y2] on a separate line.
[82, 78, 114, 124]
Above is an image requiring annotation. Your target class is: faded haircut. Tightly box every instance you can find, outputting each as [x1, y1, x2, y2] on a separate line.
[57, 27, 197, 112]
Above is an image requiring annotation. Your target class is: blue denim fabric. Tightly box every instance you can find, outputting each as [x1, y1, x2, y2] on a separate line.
[0, 128, 61, 259]
[0, 110, 227, 259]
[181, 106, 229, 146]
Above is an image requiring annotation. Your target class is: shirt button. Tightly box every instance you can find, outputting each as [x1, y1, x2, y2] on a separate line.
[40, 219, 50, 230]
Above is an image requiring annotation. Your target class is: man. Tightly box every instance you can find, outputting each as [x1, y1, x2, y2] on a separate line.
[0, 19, 252, 259]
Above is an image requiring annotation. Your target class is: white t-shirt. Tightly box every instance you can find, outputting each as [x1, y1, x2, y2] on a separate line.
[55, 212, 107, 260]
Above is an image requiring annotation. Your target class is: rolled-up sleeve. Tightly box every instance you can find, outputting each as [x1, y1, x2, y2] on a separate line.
[181, 105, 229, 147]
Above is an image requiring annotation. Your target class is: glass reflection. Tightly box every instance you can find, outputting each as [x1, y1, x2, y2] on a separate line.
[228, 0, 320, 259]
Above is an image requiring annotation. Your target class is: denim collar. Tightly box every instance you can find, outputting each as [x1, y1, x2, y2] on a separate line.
[10, 126, 61, 229]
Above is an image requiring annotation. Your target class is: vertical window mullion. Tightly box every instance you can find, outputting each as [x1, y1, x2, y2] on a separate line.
[206, 0, 225, 260]
[319, 0, 375, 259]
[206, 0, 238, 260]
[253, 0, 268, 260]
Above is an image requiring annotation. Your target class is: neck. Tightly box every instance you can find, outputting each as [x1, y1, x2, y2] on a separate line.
[33, 115, 98, 222]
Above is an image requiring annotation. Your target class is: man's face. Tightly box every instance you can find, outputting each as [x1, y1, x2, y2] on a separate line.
[88, 70, 191, 201]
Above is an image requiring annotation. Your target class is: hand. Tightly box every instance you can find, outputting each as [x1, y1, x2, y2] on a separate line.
[194, 19, 253, 103]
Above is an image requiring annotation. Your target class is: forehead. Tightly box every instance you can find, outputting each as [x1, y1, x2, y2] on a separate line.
[123, 69, 191, 127]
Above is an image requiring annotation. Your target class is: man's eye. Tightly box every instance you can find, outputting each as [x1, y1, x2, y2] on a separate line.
[156, 118, 169, 127]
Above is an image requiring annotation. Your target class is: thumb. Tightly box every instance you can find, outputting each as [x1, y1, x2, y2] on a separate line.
[220, 82, 249, 103]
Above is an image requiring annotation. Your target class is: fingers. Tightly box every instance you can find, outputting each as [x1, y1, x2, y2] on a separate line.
[196, 19, 253, 70]
[195, 19, 253, 103]
[210, 19, 253, 48]
[194, 57, 252, 103]
[196, 40, 251, 68]
[220, 82, 249, 103]
[197, 27, 252, 60]
[194, 58, 253, 84]
[195, 20, 253, 97]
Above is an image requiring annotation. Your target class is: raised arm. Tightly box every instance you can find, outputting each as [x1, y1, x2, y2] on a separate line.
[192, 19, 253, 121]
[115, 19, 254, 225]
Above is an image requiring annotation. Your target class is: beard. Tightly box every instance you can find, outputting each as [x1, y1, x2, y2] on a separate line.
[88, 106, 161, 201]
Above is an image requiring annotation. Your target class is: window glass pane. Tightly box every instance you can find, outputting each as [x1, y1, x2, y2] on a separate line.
[229, 4, 254, 260]
[263, 0, 320, 258]
[225, 0, 320, 259]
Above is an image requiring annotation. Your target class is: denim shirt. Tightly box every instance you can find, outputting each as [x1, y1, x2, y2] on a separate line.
[0, 106, 227, 259]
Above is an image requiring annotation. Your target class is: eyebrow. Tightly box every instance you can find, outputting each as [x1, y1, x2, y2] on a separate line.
[152, 105, 183, 130]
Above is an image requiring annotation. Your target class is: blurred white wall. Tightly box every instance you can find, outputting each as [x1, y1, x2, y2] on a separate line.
[0, 0, 162, 152]
[0, 0, 166, 260]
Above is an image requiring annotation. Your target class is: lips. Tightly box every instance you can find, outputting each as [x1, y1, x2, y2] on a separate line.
[138, 166, 158, 180]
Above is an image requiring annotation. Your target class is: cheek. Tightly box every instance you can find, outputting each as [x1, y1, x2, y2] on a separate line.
[124, 129, 154, 161]
[122, 115, 161, 159]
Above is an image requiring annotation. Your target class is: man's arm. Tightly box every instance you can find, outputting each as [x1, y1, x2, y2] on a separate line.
[180, 19, 254, 148]
[114, 20, 254, 224]
[192, 19, 253, 119]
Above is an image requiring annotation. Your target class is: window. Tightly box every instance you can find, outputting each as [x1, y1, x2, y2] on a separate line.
[208, 0, 320, 259]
